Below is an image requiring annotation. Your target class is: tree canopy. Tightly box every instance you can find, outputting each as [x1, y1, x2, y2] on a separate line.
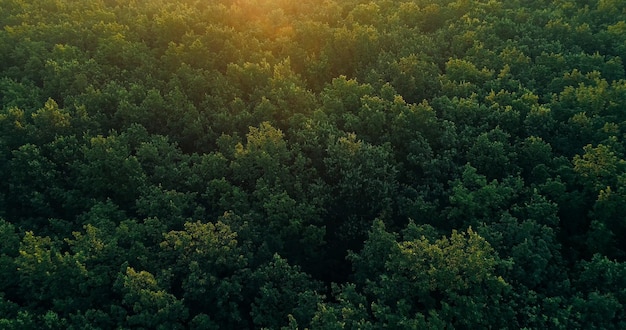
[1, 0, 626, 328]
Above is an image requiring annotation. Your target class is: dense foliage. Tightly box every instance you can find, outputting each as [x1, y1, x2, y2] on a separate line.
[1, 0, 626, 328]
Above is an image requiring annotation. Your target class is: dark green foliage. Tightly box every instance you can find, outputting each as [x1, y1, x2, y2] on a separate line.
[1, 0, 626, 328]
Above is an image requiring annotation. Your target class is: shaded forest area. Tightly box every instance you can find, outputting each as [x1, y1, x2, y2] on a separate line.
[1, 0, 626, 328]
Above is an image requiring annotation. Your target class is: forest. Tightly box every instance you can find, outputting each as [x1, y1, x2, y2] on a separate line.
[1, 0, 626, 328]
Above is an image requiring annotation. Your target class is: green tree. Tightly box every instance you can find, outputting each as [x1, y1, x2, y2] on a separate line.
[447, 164, 522, 228]
[466, 127, 518, 180]
[115, 267, 187, 329]
[320, 220, 514, 328]
[324, 134, 398, 243]
[77, 132, 146, 208]
[572, 255, 626, 329]
[6, 144, 59, 226]
[159, 220, 247, 327]
[248, 254, 323, 329]
[0, 219, 20, 295]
